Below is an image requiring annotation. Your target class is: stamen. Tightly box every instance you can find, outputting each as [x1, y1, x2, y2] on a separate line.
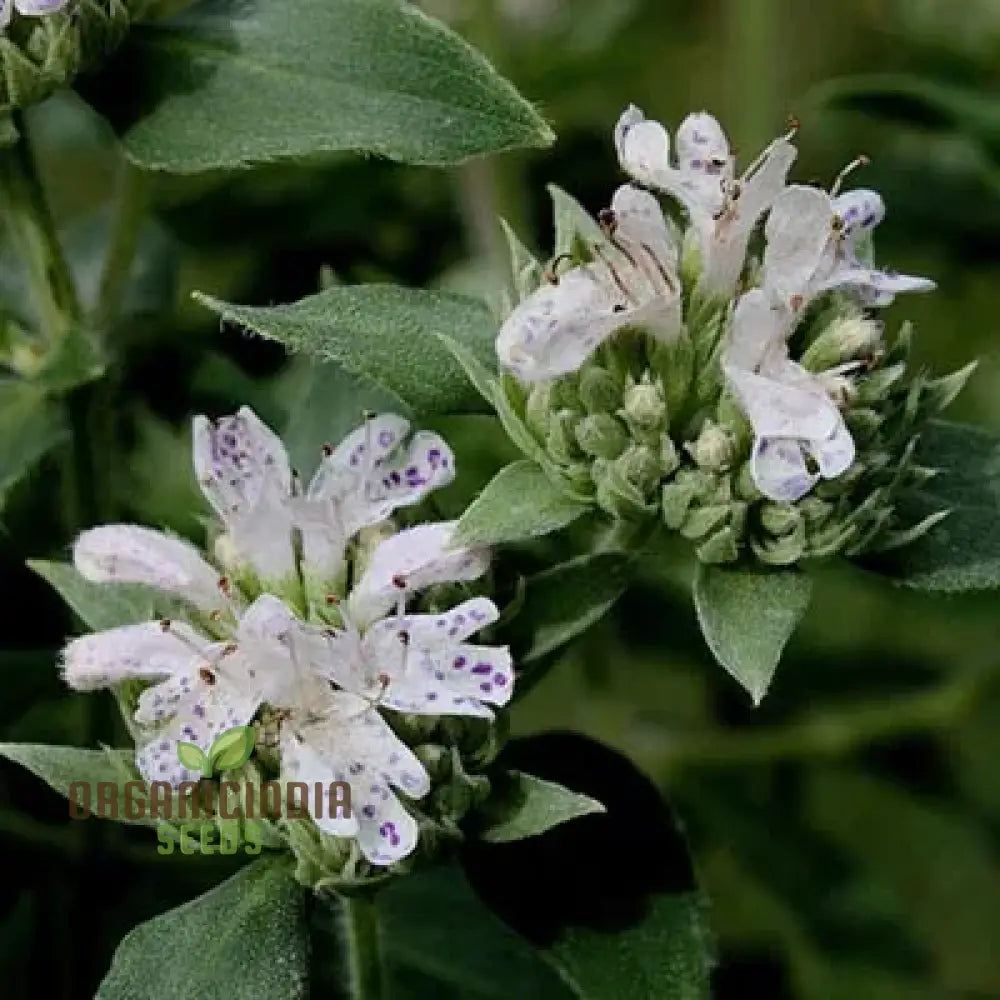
[830, 155, 870, 197]
[739, 118, 799, 183]
[591, 244, 638, 304]
[542, 252, 576, 285]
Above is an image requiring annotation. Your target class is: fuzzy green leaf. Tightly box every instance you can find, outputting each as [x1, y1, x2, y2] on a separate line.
[476, 770, 605, 843]
[694, 564, 812, 705]
[96, 857, 308, 1000]
[863, 420, 1000, 591]
[547, 894, 713, 1000]
[0, 743, 153, 826]
[28, 560, 186, 632]
[195, 287, 497, 416]
[453, 461, 591, 548]
[87, 0, 554, 173]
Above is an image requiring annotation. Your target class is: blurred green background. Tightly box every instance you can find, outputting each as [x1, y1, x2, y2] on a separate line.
[3, 0, 1000, 996]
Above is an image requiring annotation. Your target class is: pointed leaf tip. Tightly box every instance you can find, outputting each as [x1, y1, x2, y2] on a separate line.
[694, 563, 812, 703]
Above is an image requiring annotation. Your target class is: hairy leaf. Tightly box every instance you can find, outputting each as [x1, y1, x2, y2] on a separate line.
[86, 0, 554, 173]
[453, 460, 591, 548]
[195, 287, 496, 415]
[694, 564, 812, 705]
[476, 770, 605, 843]
[96, 857, 308, 1000]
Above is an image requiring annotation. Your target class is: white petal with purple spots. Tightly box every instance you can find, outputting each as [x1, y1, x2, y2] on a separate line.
[348, 521, 490, 627]
[73, 524, 225, 613]
[61, 621, 206, 691]
[192, 407, 296, 581]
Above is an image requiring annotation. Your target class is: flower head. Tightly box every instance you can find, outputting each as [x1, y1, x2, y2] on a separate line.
[496, 184, 681, 382]
[59, 407, 510, 870]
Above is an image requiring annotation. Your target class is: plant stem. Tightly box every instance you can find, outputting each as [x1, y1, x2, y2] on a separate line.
[342, 893, 385, 1000]
[0, 110, 81, 341]
[96, 161, 149, 329]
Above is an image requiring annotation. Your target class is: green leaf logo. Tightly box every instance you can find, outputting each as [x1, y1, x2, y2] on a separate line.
[207, 726, 255, 775]
[177, 742, 209, 774]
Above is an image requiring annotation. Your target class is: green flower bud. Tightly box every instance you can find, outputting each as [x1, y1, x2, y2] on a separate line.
[800, 314, 883, 371]
[621, 378, 667, 432]
[661, 468, 713, 529]
[696, 524, 739, 564]
[751, 520, 806, 565]
[575, 412, 629, 459]
[759, 503, 802, 537]
[614, 444, 661, 494]
[578, 364, 621, 413]
[686, 419, 735, 471]
[593, 458, 656, 518]
[661, 478, 698, 529]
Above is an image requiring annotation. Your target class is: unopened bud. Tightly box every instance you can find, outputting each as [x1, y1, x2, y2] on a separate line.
[801, 314, 883, 371]
[575, 413, 629, 459]
[622, 380, 667, 432]
[686, 420, 735, 471]
[578, 365, 621, 414]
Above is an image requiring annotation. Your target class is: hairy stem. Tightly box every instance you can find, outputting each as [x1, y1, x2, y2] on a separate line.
[343, 893, 385, 1000]
[0, 111, 81, 341]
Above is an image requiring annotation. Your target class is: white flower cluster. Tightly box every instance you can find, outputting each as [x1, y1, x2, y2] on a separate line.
[60, 408, 513, 866]
[497, 105, 935, 503]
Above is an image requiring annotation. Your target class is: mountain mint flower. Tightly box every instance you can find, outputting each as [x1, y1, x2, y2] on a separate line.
[488, 106, 969, 567]
[293, 413, 455, 598]
[496, 184, 681, 382]
[57, 406, 513, 873]
[723, 290, 855, 502]
[614, 104, 797, 296]
[320, 596, 513, 719]
[763, 184, 936, 313]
